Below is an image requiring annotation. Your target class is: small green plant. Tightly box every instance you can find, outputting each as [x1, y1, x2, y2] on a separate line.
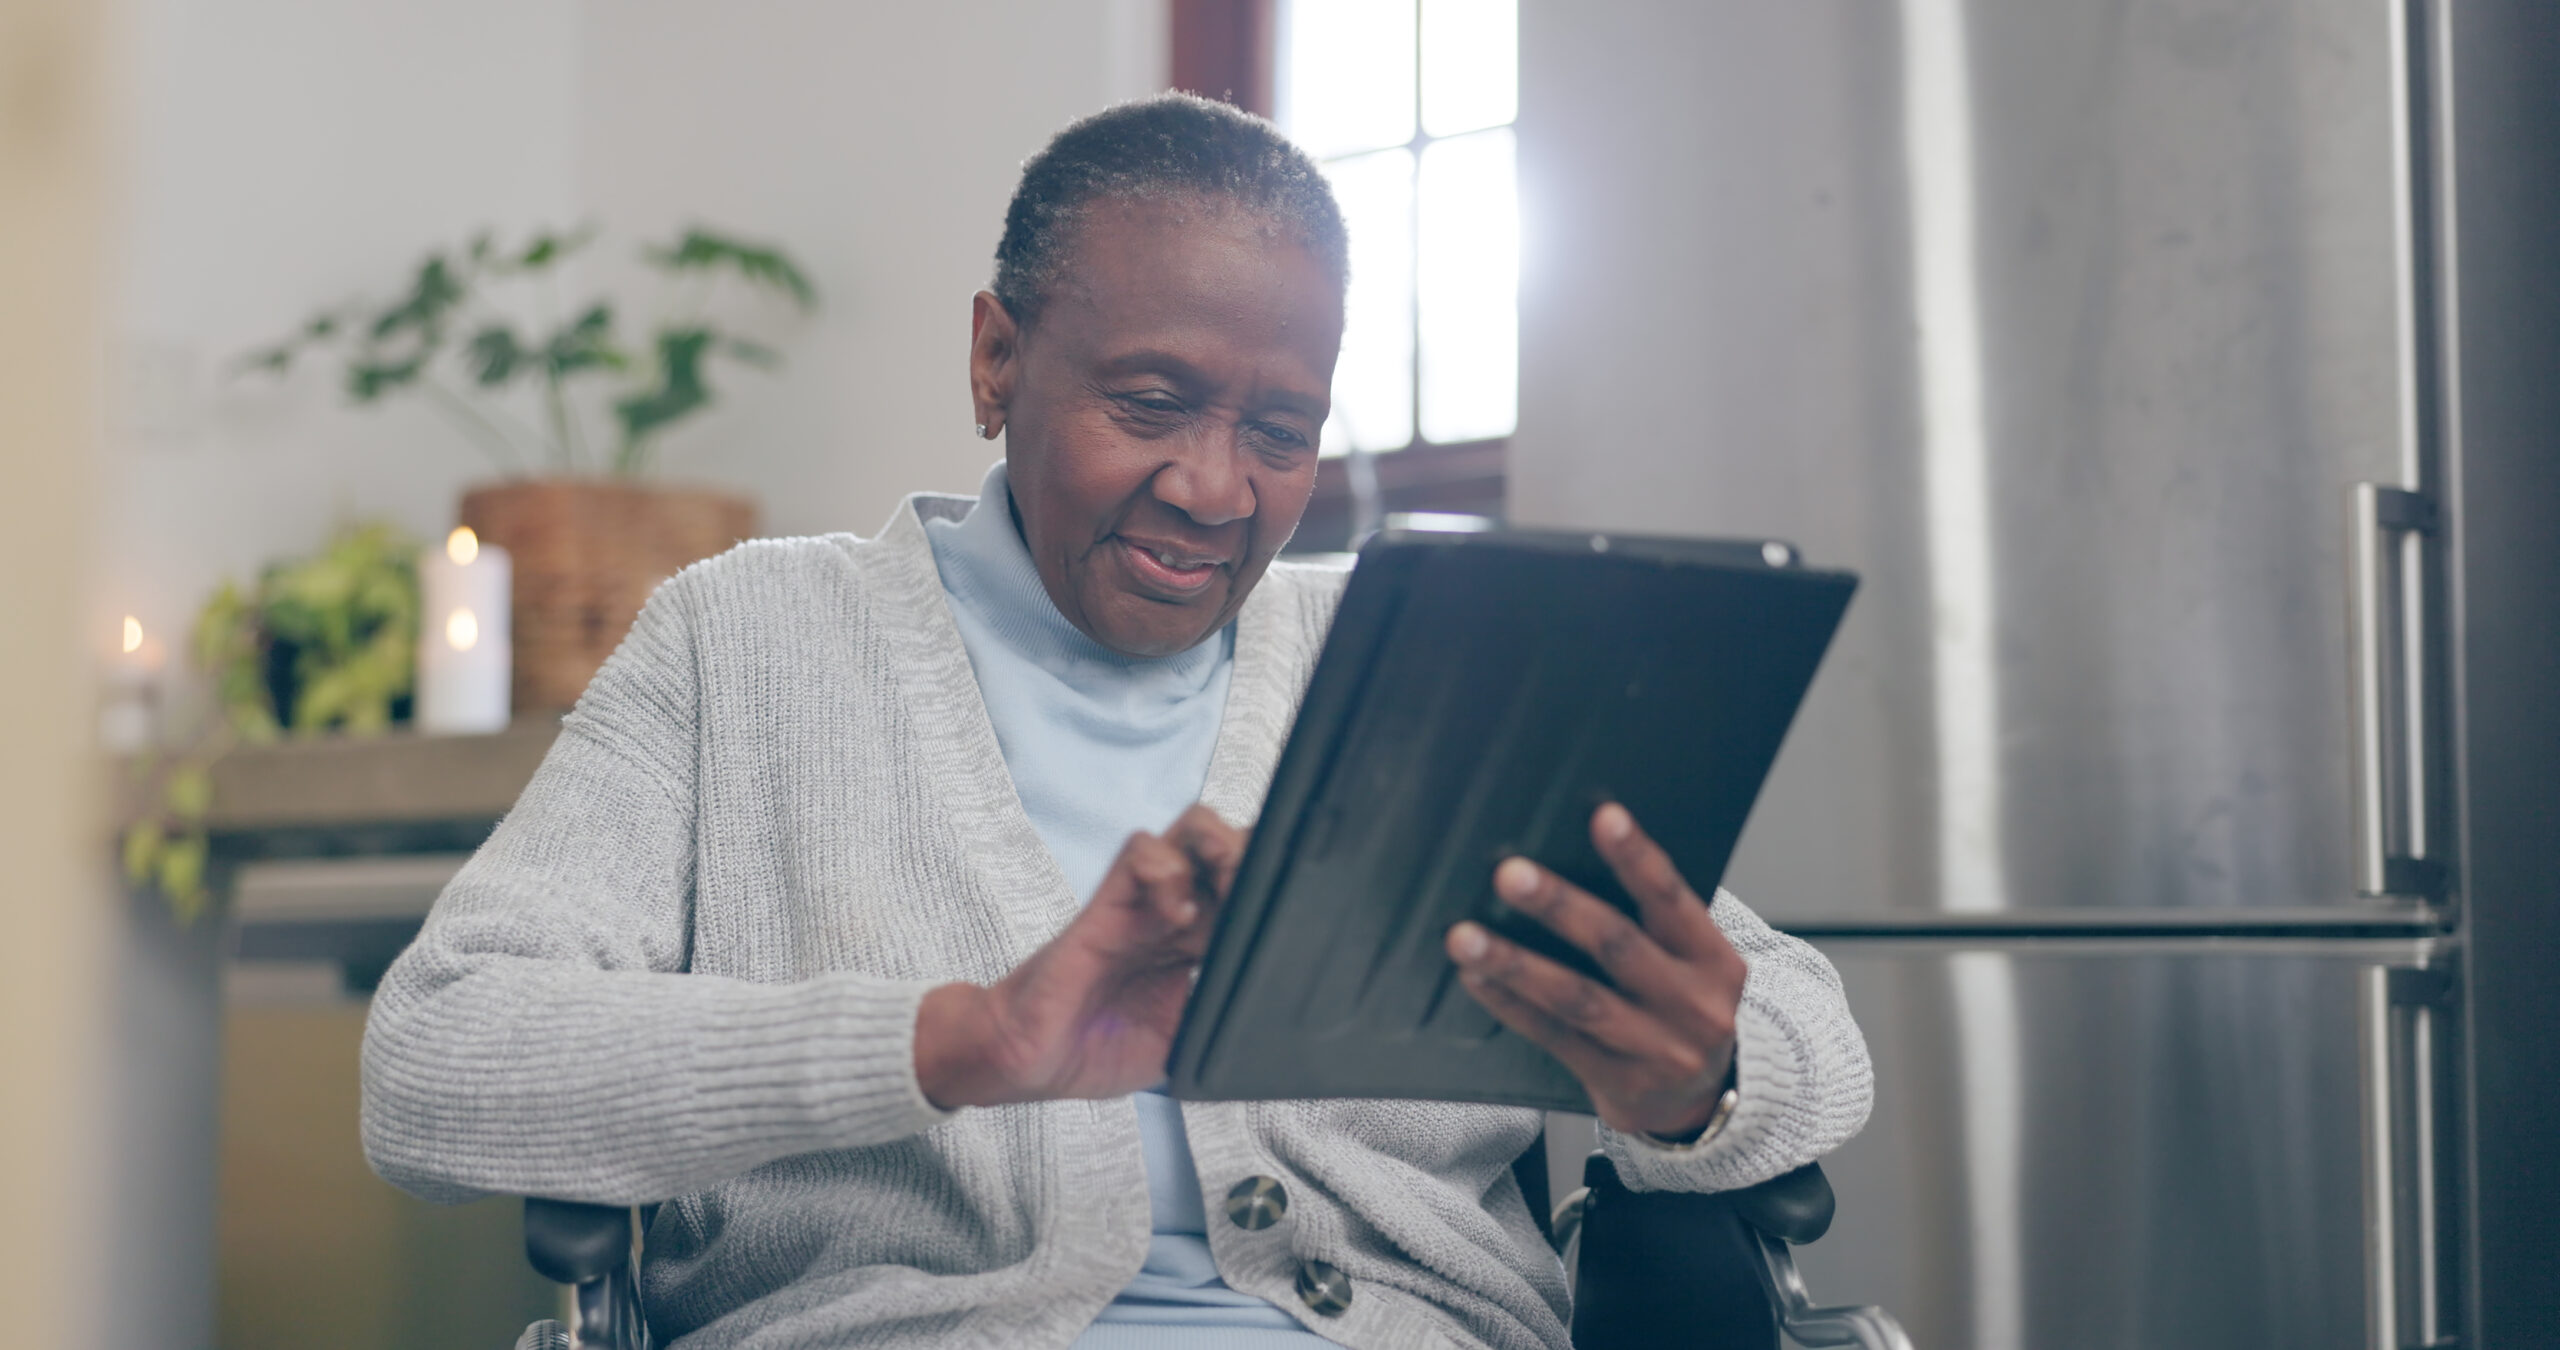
[196, 521, 422, 741]
[121, 755, 216, 923]
[241, 225, 816, 476]
[119, 522, 426, 920]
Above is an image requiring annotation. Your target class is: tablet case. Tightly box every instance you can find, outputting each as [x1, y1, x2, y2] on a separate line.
[1166, 527, 1857, 1114]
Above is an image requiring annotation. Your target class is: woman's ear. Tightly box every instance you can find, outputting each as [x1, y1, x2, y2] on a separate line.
[969, 290, 1019, 439]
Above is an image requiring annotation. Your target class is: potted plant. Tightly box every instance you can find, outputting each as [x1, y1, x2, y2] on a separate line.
[243, 225, 816, 709]
[117, 521, 424, 918]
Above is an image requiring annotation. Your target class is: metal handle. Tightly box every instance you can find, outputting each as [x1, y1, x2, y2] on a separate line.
[2359, 966, 2401, 1350]
[2360, 966, 2457, 1350]
[2349, 484, 2441, 898]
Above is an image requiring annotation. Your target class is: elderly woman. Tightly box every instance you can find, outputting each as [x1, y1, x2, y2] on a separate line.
[362, 94, 1871, 1350]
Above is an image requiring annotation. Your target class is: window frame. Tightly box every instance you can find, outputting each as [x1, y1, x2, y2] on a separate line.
[1173, 0, 1513, 551]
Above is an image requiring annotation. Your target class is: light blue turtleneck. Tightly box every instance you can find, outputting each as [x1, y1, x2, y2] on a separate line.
[925, 461, 1326, 1347]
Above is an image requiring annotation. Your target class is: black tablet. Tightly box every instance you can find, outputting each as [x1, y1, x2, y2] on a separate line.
[1165, 526, 1856, 1114]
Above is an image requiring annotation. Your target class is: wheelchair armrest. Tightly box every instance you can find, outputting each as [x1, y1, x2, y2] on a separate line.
[1573, 1155, 1836, 1245]
[525, 1198, 633, 1286]
[1567, 1153, 1779, 1350]
[1727, 1162, 1836, 1245]
[522, 1199, 654, 1350]
[1567, 1155, 1903, 1350]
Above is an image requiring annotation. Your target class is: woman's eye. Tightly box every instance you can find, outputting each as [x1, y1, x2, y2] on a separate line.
[1251, 422, 1310, 451]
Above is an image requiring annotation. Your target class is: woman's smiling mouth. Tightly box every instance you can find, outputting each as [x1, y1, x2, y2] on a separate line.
[1117, 535, 1228, 595]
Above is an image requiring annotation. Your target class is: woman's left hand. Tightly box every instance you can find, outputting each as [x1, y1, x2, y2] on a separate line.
[1446, 802, 1747, 1141]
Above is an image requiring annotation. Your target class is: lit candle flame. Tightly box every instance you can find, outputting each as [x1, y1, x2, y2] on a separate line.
[447, 526, 479, 565]
[446, 608, 479, 652]
[122, 616, 144, 654]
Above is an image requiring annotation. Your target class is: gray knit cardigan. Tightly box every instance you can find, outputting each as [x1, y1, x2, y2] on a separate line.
[360, 489, 1874, 1350]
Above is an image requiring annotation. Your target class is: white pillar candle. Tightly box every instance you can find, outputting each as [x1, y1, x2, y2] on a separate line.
[98, 614, 164, 753]
[416, 526, 512, 735]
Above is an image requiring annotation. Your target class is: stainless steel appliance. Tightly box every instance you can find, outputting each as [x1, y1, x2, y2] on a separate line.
[1514, 1, 2560, 1345]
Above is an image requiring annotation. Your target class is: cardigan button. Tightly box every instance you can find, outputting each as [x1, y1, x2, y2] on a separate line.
[1295, 1258, 1354, 1316]
[1225, 1175, 1288, 1230]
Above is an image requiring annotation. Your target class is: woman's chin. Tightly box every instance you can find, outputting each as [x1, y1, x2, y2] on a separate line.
[1085, 593, 1227, 659]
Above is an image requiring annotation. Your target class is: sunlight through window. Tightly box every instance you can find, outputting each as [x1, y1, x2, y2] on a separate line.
[1282, 0, 1518, 455]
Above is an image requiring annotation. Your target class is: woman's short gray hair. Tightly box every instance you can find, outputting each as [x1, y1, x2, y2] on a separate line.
[993, 93, 1350, 330]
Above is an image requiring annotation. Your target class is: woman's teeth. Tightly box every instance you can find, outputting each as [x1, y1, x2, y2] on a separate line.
[1124, 538, 1223, 589]
[1141, 545, 1210, 571]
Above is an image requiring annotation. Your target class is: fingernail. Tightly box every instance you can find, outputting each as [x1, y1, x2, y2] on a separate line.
[1174, 900, 1200, 925]
[1597, 803, 1633, 842]
[1495, 857, 1539, 901]
[1449, 922, 1490, 962]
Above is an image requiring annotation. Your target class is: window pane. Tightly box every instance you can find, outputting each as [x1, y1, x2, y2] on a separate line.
[1282, 0, 1417, 160]
[1420, 0, 1517, 137]
[1320, 147, 1415, 455]
[1417, 127, 1517, 444]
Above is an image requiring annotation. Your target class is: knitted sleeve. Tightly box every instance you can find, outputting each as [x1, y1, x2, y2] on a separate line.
[1595, 889, 1873, 1193]
[359, 566, 954, 1207]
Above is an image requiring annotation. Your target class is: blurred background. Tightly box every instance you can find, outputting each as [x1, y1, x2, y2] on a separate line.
[3, 1, 2555, 1347]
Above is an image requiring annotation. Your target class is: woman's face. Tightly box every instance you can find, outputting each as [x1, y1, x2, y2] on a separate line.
[969, 194, 1344, 658]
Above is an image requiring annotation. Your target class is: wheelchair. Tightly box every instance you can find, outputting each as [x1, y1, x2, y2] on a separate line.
[511, 1132, 1911, 1350]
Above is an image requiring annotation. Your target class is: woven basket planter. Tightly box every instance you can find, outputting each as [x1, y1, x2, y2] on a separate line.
[459, 479, 756, 711]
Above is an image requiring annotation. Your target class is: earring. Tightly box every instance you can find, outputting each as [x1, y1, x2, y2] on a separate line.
[975, 422, 988, 438]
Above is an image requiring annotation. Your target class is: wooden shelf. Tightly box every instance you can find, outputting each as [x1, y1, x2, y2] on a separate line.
[172, 720, 561, 991]
[206, 717, 558, 832]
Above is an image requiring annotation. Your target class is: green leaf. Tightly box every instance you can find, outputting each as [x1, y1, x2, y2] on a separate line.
[122, 821, 163, 885]
[289, 664, 350, 736]
[540, 304, 627, 379]
[158, 835, 209, 924]
[504, 223, 595, 273]
[367, 253, 467, 343]
[613, 327, 718, 451]
[348, 355, 427, 401]
[231, 707, 282, 743]
[164, 764, 214, 821]
[645, 228, 818, 310]
[193, 580, 281, 738]
[191, 581, 246, 665]
[232, 312, 347, 379]
[465, 325, 527, 386]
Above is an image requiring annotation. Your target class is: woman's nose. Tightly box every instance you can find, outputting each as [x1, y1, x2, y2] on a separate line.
[1153, 432, 1258, 527]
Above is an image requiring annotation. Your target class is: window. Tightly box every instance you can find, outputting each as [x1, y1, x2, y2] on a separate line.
[1279, 0, 1519, 456]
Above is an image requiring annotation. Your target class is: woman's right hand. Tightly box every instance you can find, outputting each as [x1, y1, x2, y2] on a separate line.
[913, 804, 1242, 1109]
